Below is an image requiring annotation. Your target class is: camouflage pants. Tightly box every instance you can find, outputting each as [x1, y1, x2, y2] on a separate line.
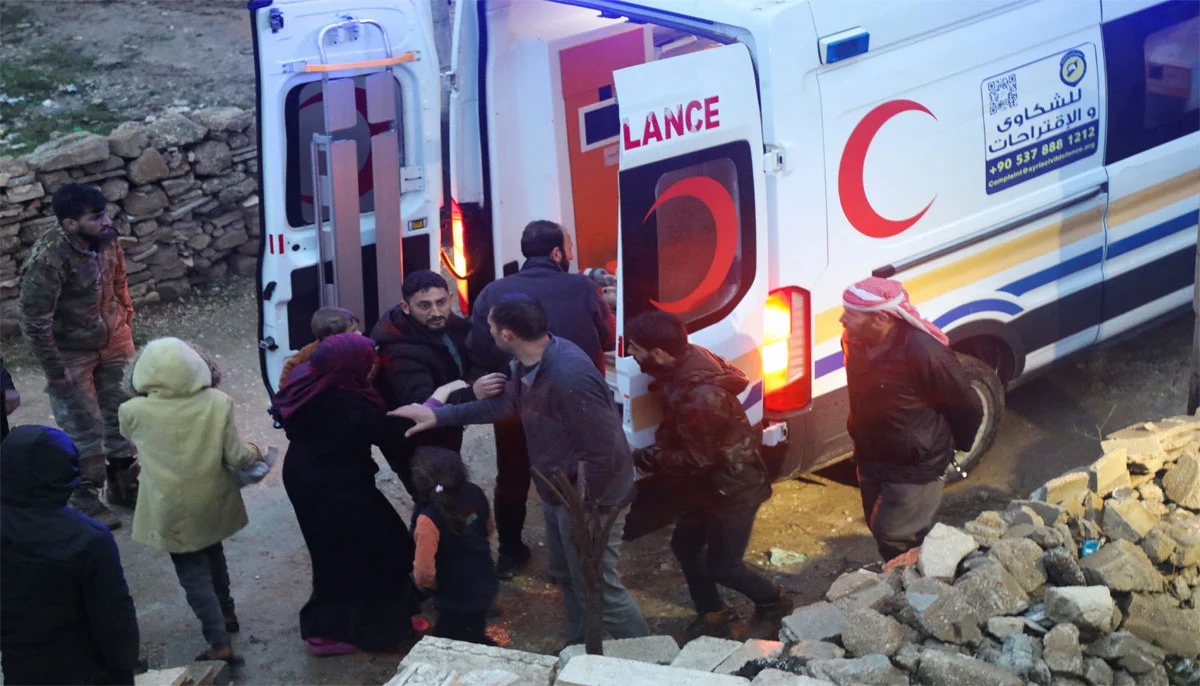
[45, 329, 136, 489]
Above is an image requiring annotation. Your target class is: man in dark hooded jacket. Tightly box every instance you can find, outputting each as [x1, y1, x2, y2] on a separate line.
[625, 311, 792, 637]
[1, 425, 140, 685]
[372, 270, 476, 491]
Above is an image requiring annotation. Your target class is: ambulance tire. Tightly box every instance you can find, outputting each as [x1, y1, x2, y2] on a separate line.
[944, 353, 1005, 482]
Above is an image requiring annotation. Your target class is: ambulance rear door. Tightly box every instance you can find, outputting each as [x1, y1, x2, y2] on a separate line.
[613, 43, 770, 447]
[250, 0, 442, 392]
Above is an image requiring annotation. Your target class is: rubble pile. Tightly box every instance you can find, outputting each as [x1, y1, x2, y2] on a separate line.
[382, 414, 1200, 685]
[0, 108, 260, 337]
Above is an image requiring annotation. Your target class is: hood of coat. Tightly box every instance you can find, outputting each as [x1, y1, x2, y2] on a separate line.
[653, 345, 749, 396]
[131, 337, 213, 399]
[1, 425, 80, 507]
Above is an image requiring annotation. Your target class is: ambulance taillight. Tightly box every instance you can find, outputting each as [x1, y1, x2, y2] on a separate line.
[763, 287, 812, 412]
[446, 198, 470, 315]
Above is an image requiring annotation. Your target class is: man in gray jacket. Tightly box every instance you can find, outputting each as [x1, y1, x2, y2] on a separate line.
[394, 295, 648, 646]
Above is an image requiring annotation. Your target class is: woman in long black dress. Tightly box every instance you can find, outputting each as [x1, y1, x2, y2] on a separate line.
[272, 333, 419, 655]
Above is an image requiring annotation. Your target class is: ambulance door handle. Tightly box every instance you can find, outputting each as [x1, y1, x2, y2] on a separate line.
[763, 145, 784, 175]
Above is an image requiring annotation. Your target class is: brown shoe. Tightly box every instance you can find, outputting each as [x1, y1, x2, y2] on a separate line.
[686, 609, 733, 639]
[69, 488, 121, 530]
[196, 644, 244, 666]
[105, 459, 139, 508]
[754, 586, 794, 620]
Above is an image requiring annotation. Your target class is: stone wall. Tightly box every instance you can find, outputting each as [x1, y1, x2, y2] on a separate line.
[0, 107, 260, 337]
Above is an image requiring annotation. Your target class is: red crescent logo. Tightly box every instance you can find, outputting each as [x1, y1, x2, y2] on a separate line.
[643, 176, 739, 314]
[839, 99, 937, 239]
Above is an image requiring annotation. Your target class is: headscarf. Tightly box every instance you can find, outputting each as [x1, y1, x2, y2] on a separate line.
[271, 333, 384, 420]
[842, 277, 949, 346]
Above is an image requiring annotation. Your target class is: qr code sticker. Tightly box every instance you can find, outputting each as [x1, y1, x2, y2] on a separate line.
[987, 74, 1018, 116]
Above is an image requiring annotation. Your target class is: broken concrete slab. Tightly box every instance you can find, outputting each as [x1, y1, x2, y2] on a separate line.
[1159, 510, 1200, 566]
[1085, 631, 1168, 675]
[985, 616, 1026, 639]
[1033, 471, 1091, 507]
[1079, 539, 1165, 592]
[787, 641, 845, 661]
[671, 636, 744, 672]
[916, 649, 1023, 686]
[1164, 452, 1200, 510]
[385, 663, 522, 686]
[713, 640, 784, 675]
[1139, 527, 1178, 564]
[993, 632, 1035, 680]
[987, 538, 1048, 594]
[556, 655, 750, 686]
[1045, 586, 1115, 640]
[185, 661, 230, 686]
[918, 524, 979, 581]
[134, 668, 188, 686]
[1121, 593, 1200, 659]
[904, 578, 983, 646]
[1042, 547, 1087, 587]
[825, 570, 882, 602]
[953, 561, 1030, 621]
[560, 635, 681, 668]
[397, 637, 558, 686]
[1102, 499, 1158, 542]
[1012, 500, 1069, 526]
[1089, 449, 1131, 497]
[1043, 623, 1084, 677]
[841, 609, 903, 657]
[831, 579, 895, 614]
[750, 670, 834, 685]
[780, 602, 845, 644]
[806, 654, 909, 685]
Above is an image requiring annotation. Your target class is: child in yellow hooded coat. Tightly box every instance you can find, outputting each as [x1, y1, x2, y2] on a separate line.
[119, 337, 274, 664]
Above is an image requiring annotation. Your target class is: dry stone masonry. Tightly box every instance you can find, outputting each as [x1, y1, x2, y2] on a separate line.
[0, 107, 260, 337]
[382, 413, 1200, 685]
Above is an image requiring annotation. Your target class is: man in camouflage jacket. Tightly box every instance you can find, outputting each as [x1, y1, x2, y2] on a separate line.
[625, 310, 791, 638]
[19, 184, 137, 529]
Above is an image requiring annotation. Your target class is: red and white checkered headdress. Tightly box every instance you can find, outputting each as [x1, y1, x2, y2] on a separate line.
[842, 277, 949, 346]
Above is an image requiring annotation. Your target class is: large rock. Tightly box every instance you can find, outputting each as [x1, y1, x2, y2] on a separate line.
[1042, 547, 1087, 587]
[191, 107, 253, 132]
[1103, 499, 1158, 542]
[712, 639, 783, 675]
[987, 538, 1047, 594]
[147, 113, 207, 148]
[1159, 510, 1200, 566]
[953, 562, 1029, 620]
[1086, 631, 1167, 675]
[212, 230, 249, 251]
[781, 602, 845, 643]
[993, 633, 1035, 679]
[191, 140, 232, 176]
[918, 524, 979, 581]
[917, 649, 1023, 686]
[1121, 593, 1200, 658]
[841, 609, 902, 657]
[670, 636, 743, 672]
[397, 637, 557, 686]
[1079, 539, 1164, 592]
[1089, 449, 1132, 497]
[1043, 623, 1084, 676]
[1082, 657, 1113, 686]
[1045, 586, 1115, 640]
[27, 132, 110, 172]
[806, 655, 908, 685]
[559, 635, 680, 668]
[107, 122, 150, 159]
[1164, 452, 1200, 509]
[123, 187, 170, 217]
[1034, 471, 1090, 506]
[750, 671, 835, 686]
[787, 641, 845, 661]
[904, 578, 982, 645]
[127, 148, 170, 185]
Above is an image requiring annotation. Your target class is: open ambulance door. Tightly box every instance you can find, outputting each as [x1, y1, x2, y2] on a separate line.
[614, 43, 771, 448]
[250, 0, 442, 393]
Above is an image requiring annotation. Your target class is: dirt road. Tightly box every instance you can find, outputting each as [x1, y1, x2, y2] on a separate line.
[1, 278, 1191, 684]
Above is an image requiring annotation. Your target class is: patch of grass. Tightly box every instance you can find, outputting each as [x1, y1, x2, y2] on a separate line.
[0, 42, 114, 152]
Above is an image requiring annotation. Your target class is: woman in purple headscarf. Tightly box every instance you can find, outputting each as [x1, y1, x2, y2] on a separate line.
[272, 333, 419, 655]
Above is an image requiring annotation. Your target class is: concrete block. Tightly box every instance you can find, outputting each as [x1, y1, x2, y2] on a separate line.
[1121, 593, 1200, 659]
[806, 654, 909, 685]
[671, 636, 743, 672]
[713, 639, 784, 675]
[1089, 450, 1131, 497]
[1102, 499, 1158, 542]
[1079, 539, 1165, 592]
[134, 668, 187, 686]
[560, 635, 680, 668]
[780, 602, 845, 643]
[917, 650, 1023, 686]
[1045, 586, 1115, 640]
[787, 641, 845, 661]
[918, 523, 979, 581]
[555, 655, 751, 686]
[750, 670, 835, 685]
[397, 636, 557, 686]
[1034, 471, 1090, 506]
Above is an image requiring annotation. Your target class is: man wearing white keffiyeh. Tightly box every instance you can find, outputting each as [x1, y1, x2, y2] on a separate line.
[839, 277, 983, 561]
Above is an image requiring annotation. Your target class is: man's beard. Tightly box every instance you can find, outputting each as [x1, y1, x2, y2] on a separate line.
[638, 357, 671, 378]
[554, 254, 570, 272]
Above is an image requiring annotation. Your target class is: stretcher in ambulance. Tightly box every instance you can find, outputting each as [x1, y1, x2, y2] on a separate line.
[250, 0, 1199, 481]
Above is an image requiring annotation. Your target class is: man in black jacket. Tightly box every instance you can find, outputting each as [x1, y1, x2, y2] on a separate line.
[372, 271, 475, 472]
[1, 425, 140, 685]
[840, 277, 983, 562]
[467, 220, 615, 578]
[626, 311, 792, 637]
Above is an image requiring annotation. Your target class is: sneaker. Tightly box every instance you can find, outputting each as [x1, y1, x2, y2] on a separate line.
[106, 459, 139, 508]
[753, 586, 795, 620]
[69, 488, 121, 530]
[495, 544, 532, 580]
[685, 609, 733, 639]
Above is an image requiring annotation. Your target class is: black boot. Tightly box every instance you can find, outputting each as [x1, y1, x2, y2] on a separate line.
[69, 487, 122, 530]
[106, 458, 139, 508]
[495, 543, 532, 580]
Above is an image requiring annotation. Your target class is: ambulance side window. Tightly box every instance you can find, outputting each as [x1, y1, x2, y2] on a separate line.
[1103, 0, 1199, 164]
[619, 141, 756, 332]
[283, 77, 406, 227]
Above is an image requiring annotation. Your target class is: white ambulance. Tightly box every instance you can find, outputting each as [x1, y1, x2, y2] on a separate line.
[250, 0, 1199, 479]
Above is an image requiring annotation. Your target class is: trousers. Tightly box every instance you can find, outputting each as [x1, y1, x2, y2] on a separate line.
[671, 502, 779, 615]
[170, 542, 234, 647]
[858, 469, 944, 561]
[492, 417, 531, 555]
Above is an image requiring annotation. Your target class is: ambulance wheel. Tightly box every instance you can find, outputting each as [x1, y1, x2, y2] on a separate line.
[944, 353, 1005, 482]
